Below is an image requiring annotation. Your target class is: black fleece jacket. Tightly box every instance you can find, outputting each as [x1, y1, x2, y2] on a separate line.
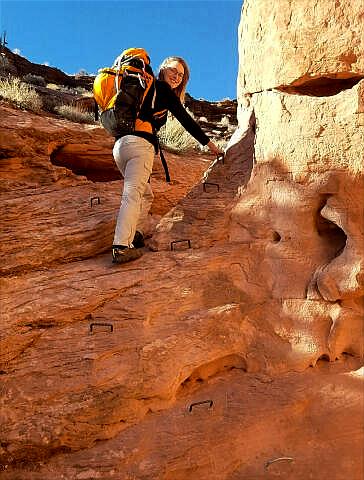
[117, 80, 210, 151]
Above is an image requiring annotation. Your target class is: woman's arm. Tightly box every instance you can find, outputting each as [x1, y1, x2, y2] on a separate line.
[161, 82, 223, 154]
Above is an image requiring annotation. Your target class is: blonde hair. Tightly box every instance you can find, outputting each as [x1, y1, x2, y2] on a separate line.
[158, 56, 190, 103]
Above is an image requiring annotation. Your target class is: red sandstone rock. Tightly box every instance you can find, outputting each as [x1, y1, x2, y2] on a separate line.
[0, 104, 212, 275]
[237, 0, 364, 96]
[2, 361, 362, 479]
[1, 1, 363, 476]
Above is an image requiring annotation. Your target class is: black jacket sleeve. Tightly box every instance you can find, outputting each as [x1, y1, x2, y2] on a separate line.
[158, 81, 210, 146]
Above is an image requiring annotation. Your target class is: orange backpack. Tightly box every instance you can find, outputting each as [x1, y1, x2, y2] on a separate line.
[93, 48, 156, 137]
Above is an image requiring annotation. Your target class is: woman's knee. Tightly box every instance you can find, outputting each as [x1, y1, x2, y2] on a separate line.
[123, 181, 147, 199]
[144, 183, 154, 201]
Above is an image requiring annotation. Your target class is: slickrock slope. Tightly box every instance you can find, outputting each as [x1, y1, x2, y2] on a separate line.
[1, 1, 363, 479]
[0, 103, 211, 275]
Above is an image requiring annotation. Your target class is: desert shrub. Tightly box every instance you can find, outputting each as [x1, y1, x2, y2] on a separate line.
[23, 73, 47, 87]
[46, 83, 61, 90]
[212, 138, 227, 150]
[49, 84, 92, 96]
[0, 54, 17, 77]
[200, 137, 227, 153]
[0, 76, 42, 111]
[219, 115, 230, 127]
[42, 95, 63, 113]
[74, 86, 93, 96]
[48, 84, 74, 94]
[0, 55, 10, 72]
[159, 111, 198, 153]
[54, 104, 95, 124]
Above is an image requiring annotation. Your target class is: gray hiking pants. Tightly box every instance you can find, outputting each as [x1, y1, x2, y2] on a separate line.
[113, 135, 155, 247]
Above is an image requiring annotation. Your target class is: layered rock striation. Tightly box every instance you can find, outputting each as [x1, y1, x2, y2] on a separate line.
[0, 1, 363, 479]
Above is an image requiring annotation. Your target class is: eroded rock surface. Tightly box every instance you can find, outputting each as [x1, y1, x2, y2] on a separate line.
[1, 1, 363, 478]
[237, 0, 364, 94]
[0, 103, 212, 275]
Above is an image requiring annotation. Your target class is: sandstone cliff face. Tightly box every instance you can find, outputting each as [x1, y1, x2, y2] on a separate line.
[237, 0, 364, 95]
[1, 2, 363, 479]
[231, 0, 364, 369]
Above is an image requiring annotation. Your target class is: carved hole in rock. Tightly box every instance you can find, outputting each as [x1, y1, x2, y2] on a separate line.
[316, 354, 330, 365]
[316, 196, 347, 259]
[24, 322, 54, 330]
[178, 354, 247, 395]
[277, 75, 364, 97]
[50, 145, 122, 183]
[310, 354, 331, 368]
[341, 351, 356, 358]
[272, 231, 281, 243]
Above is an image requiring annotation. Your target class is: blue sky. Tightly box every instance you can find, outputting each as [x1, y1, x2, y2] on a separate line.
[0, 0, 242, 101]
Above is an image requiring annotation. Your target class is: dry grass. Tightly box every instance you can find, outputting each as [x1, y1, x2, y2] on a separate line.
[46, 83, 93, 96]
[219, 115, 231, 127]
[199, 136, 227, 153]
[46, 83, 61, 90]
[54, 104, 95, 124]
[159, 112, 198, 153]
[74, 87, 93, 97]
[0, 76, 42, 112]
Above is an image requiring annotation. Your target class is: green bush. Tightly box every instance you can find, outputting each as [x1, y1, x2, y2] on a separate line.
[23, 73, 47, 87]
[0, 76, 42, 112]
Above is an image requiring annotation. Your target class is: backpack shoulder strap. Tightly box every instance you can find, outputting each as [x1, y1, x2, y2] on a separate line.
[151, 82, 156, 109]
[156, 135, 171, 183]
[94, 99, 99, 121]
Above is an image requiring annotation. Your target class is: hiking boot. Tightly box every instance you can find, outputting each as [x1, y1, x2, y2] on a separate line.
[112, 245, 143, 264]
[132, 231, 145, 248]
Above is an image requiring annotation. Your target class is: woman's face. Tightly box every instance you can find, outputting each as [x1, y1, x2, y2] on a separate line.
[162, 60, 184, 89]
